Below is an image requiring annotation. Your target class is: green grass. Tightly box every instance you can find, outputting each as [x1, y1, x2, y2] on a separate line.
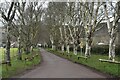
[46, 48, 120, 77]
[0, 48, 5, 60]
[0, 48, 18, 60]
[0, 48, 41, 78]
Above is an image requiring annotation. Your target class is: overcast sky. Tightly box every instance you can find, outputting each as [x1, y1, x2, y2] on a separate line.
[0, 0, 119, 27]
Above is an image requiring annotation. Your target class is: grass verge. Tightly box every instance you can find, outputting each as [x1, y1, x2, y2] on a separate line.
[0, 48, 41, 78]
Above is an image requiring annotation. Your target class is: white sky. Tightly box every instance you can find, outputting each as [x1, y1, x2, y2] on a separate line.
[0, 0, 119, 3]
[0, 0, 119, 27]
[0, 0, 48, 27]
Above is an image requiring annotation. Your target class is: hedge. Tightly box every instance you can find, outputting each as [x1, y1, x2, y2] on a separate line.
[48, 45, 120, 56]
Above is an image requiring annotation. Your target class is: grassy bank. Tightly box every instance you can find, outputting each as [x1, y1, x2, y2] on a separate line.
[0, 48, 18, 60]
[0, 48, 41, 78]
[46, 48, 120, 77]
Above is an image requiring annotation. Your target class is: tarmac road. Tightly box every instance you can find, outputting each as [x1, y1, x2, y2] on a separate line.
[19, 48, 107, 78]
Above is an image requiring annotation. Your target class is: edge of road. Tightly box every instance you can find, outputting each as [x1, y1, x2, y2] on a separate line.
[46, 49, 116, 78]
[10, 48, 43, 78]
[11, 48, 118, 78]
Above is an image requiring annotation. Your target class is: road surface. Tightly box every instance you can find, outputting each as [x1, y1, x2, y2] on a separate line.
[19, 48, 107, 78]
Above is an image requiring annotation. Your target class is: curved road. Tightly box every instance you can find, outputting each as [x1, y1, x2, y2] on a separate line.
[19, 48, 106, 78]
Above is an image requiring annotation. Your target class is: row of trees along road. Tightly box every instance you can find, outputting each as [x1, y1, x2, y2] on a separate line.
[44, 1, 120, 61]
[0, 1, 120, 66]
[0, 2, 45, 66]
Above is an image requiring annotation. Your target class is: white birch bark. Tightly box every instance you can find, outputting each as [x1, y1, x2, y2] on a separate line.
[73, 27, 78, 55]
[79, 2, 103, 57]
[68, 25, 77, 55]
[50, 35, 55, 50]
[64, 25, 69, 53]
[59, 27, 64, 52]
[67, 45, 70, 54]
[85, 37, 91, 57]
[104, 3, 120, 61]
[73, 44, 77, 55]
[62, 44, 64, 52]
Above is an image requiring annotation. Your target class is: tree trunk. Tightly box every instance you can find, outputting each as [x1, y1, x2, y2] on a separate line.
[5, 25, 11, 66]
[25, 43, 30, 54]
[109, 28, 116, 61]
[51, 40, 56, 50]
[18, 37, 22, 60]
[6, 36, 11, 66]
[30, 46, 34, 52]
[104, 4, 119, 61]
[73, 44, 77, 55]
[52, 44, 56, 50]
[109, 38, 115, 61]
[118, 28, 120, 46]
[67, 44, 70, 54]
[61, 44, 64, 52]
[18, 44, 22, 60]
[85, 37, 91, 57]
[59, 27, 64, 52]
[26, 47, 30, 54]
[50, 35, 55, 50]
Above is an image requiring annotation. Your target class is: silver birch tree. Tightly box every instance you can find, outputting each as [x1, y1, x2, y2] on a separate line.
[79, 2, 104, 57]
[104, 1, 120, 61]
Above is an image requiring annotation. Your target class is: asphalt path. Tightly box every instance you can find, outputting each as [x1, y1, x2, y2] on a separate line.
[19, 48, 107, 78]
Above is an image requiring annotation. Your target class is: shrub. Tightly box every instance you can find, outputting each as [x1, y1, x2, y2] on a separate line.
[91, 45, 120, 55]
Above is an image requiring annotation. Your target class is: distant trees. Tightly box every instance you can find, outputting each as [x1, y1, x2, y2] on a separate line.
[45, 2, 66, 50]
[45, 2, 83, 55]
[66, 2, 83, 55]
